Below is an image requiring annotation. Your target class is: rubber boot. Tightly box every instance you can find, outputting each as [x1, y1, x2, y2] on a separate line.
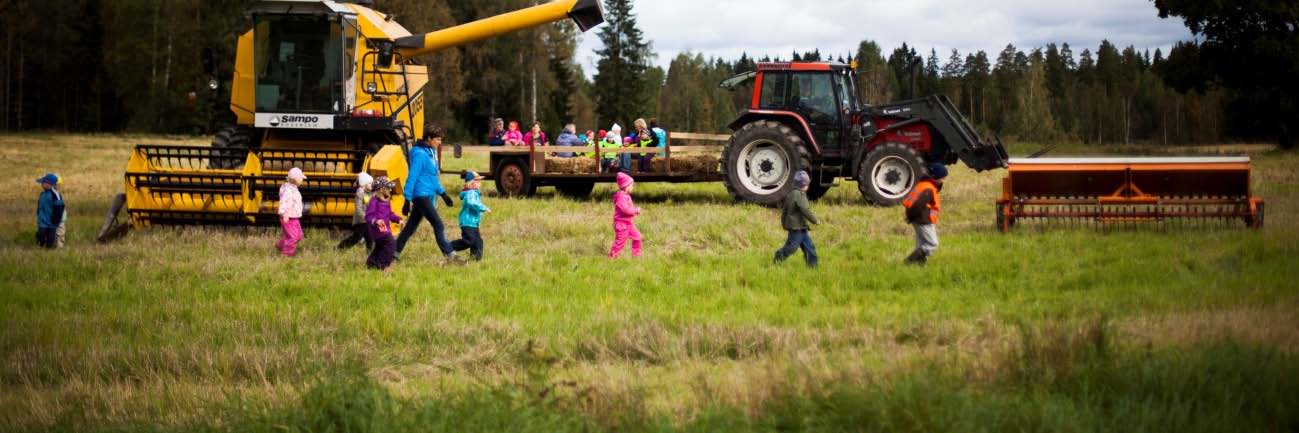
[904, 250, 926, 265]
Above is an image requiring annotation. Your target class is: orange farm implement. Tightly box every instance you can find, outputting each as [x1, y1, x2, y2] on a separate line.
[996, 157, 1264, 232]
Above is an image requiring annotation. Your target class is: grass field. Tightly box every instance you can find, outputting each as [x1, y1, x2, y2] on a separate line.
[1, 134, 1297, 432]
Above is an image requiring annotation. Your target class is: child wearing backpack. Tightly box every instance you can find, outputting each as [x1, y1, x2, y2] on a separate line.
[450, 171, 492, 261]
[902, 164, 947, 265]
[34, 173, 65, 249]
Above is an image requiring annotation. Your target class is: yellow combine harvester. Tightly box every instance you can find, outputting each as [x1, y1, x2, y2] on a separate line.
[98, 0, 603, 241]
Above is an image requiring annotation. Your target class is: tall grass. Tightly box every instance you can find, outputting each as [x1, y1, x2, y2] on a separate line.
[1, 134, 1297, 432]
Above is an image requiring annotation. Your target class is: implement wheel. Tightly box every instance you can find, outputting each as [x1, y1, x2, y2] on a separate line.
[209, 126, 254, 169]
[494, 158, 535, 197]
[858, 142, 927, 207]
[722, 120, 811, 207]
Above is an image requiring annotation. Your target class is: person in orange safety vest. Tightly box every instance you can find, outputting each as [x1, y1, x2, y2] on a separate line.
[902, 163, 948, 265]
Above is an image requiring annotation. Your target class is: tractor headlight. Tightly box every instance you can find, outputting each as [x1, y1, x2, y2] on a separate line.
[366, 82, 378, 93]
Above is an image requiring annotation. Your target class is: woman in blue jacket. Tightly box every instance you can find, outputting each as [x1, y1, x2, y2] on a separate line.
[395, 126, 456, 261]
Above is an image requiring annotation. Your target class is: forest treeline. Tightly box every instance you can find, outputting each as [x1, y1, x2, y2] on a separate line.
[0, 0, 1258, 145]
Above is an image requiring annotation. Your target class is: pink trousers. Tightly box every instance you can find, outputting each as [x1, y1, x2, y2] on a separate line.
[276, 218, 304, 257]
[608, 221, 642, 258]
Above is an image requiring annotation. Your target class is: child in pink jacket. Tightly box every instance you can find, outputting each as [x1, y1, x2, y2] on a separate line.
[276, 167, 306, 257]
[609, 172, 643, 259]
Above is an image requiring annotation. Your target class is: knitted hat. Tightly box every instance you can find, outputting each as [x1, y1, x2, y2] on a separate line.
[610, 123, 622, 134]
[926, 163, 949, 180]
[287, 167, 307, 182]
[793, 170, 811, 188]
[357, 172, 374, 188]
[616, 172, 634, 190]
[372, 176, 397, 190]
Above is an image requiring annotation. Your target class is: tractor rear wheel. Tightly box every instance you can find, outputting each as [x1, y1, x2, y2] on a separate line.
[494, 158, 535, 198]
[209, 126, 254, 169]
[857, 142, 927, 207]
[722, 120, 811, 206]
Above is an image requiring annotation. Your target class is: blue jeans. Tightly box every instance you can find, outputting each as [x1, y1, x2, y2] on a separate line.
[395, 196, 453, 257]
[774, 230, 818, 267]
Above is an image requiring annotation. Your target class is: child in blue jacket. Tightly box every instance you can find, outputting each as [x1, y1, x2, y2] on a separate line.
[35, 173, 65, 248]
[450, 171, 491, 261]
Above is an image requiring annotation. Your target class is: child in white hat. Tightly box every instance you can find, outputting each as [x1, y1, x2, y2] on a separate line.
[276, 167, 306, 257]
[338, 172, 375, 251]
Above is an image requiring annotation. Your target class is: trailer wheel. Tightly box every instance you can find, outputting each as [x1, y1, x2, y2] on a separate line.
[858, 142, 927, 207]
[210, 126, 253, 169]
[555, 182, 595, 199]
[494, 158, 535, 197]
[722, 120, 811, 206]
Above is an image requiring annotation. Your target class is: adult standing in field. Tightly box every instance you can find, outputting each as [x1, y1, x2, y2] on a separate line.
[395, 126, 457, 262]
[554, 124, 583, 158]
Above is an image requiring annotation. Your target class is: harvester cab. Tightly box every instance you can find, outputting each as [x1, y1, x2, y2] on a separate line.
[720, 62, 1008, 206]
[99, 0, 604, 241]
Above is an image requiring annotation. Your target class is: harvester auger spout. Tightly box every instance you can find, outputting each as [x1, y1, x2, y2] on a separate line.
[98, 0, 605, 242]
[394, 0, 604, 58]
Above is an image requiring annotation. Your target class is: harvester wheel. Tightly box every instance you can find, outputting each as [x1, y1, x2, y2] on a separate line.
[555, 182, 596, 199]
[96, 193, 130, 243]
[857, 142, 927, 207]
[209, 126, 254, 169]
[494, 158, 535, 197]
[722, 120, 811, 207]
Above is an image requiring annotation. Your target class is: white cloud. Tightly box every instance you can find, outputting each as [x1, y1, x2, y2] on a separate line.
[576, 0, 1192, 74]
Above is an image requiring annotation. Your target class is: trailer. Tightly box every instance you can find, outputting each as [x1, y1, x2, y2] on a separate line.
[441, 133, 730, 198]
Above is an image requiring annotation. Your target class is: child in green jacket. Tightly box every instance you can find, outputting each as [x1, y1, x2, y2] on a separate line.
[773, 171, 819, 267]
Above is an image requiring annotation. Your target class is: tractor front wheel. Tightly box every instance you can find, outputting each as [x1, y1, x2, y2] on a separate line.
[857, 142, 927, 207]
[721, 120, 811, 206]
[494, 158, 535, 198]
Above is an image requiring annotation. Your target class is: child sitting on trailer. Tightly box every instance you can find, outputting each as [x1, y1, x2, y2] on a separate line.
[365, 177, 403, 272]
[902, 163, 947, 265]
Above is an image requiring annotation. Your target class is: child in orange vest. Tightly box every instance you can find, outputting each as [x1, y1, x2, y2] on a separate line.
[903, 163, 947, 265]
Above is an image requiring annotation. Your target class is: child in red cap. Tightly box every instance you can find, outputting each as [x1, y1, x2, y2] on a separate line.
[608, 172, 643, 258]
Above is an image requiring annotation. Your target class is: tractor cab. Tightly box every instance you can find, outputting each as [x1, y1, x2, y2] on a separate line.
[726, 62, 862, 156]
[248, 1, 360, 126]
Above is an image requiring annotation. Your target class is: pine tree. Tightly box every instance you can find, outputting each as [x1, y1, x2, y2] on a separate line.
[592, 0, 652, 130]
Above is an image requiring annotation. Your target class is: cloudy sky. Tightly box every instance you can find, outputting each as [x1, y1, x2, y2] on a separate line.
[575, 0, 1194, 73]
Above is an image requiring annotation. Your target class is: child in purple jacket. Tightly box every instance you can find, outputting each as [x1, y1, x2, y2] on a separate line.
[365, 177, 403, 272]
[608, 172, 643, 259]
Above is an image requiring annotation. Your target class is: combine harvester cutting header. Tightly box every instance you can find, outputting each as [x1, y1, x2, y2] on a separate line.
[98, 0, 603, 241]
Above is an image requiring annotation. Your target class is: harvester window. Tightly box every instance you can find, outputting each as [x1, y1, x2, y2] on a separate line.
[253, 15, 345, 113]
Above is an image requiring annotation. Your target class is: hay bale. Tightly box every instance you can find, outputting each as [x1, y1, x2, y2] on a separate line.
[545, 157, 598, 174]
[652, 154, 719, 174]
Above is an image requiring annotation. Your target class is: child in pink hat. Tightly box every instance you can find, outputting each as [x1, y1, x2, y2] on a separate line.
[608, 172, 643, 259]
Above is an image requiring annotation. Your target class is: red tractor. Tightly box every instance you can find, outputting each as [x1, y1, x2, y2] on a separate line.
[720, 62, 1008, 206]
